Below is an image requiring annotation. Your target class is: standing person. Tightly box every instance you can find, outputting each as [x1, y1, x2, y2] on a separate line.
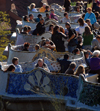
[83, 26, 93, 50]
[65, 22, 76, 53]
[84, 7, 97, 27]
[51, 25, 67, 52]
[76, 18, 88, 35]
[12, 57, 23, 73]
[32, 18, 45, 35]
[64, 0, 71, 12]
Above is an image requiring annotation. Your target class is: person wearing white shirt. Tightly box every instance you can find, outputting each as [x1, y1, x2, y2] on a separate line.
[76, 18, 88, 35]
[61, 12, 71, 23]
[12, 57, 23, 73]
[29, 3, 38, 12]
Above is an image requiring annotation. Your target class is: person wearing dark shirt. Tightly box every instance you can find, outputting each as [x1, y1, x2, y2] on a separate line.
[77, 36, 83, 50]
[65, 22, 76, 53]
[65, 62, 76, 74]
[64, 0, 71, 12]
[51, 25, 67, 52]
[22, 42, 30, 51]
[57, 54, 71, 73]
[42, 39, 56, 50]
[45, 5, 50, 12]
[32, 18, 45, 35]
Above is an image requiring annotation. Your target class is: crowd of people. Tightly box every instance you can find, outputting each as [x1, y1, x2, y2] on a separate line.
[4, 0, 100, 82]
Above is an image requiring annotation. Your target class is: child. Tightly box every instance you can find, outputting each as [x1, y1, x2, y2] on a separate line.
[12, 57, 23, 73]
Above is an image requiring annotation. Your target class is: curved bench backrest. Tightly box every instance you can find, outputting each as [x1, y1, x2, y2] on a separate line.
[77, 74, 100, 109]
[0, 68, 79, 99]
[15, 32, 52, 45]
[20, 57, 61, 72]
[22, 17, 36, 29]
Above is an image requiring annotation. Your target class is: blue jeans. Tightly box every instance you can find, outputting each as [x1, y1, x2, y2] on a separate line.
[68, 46, 76, 53]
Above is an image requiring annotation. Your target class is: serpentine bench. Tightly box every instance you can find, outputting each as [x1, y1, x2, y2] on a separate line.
[0, 68, 100, 111]
[7, 45, 85, 64]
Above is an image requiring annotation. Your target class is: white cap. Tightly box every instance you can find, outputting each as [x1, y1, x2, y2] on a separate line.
[43, 3, 47, 6]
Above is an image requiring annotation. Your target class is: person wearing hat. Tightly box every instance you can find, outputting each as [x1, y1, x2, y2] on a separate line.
[39, 3, 47, 12]
[32, 18, 45, 35]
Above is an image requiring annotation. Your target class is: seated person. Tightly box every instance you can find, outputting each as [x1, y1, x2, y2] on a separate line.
[29, 14, 35, 22]
[65, 62, 76, 74]
[42, 39, 56, 50]
[65, 22, 76, 52]
[50, 9, 58, 21]
[45, 5, 50, 12]
[32, 18, 45, 36]
[27, 26, 32, 34]
[23, 15, 29, 22]
[74, 65, 85, 76]
[21, 26, 28, 35]
[35, 44, 40, 50]
[90, 50, 100, 74]
[92, 35, 100, 51]
[49, 24, 54, 34]
[45, 13, 50, 21]
[29, 3, 38, 12]
[57, 54, 71, 73]
[84, 50, 93, 67]
[12, 57, 23, 73]
[39, 3, 47, 12]
[61, 12, 71, 23]
[85, 19, 93, 31]
[81, 13, 85, 19]
[72, 48, 80, 55]
[22, 42, 30, 51]
[35, 58, 50, 72]
[4, 65, 15, 72]
[35, 14, 42, 22]
[76, 6, 81, 13]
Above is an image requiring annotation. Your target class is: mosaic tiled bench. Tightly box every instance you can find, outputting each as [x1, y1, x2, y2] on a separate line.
[7, 45, 86, 64]
[20, 55, 86, 73]
[10, 28, 52, 43]
[0, 68, 100, 111]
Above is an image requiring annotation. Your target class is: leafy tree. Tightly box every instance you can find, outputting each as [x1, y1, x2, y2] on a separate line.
[0, 11, 11, 36]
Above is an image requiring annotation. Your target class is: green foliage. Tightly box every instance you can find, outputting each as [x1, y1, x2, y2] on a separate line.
[71, 2, 76, 6]
[0, 11, 11, 36]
